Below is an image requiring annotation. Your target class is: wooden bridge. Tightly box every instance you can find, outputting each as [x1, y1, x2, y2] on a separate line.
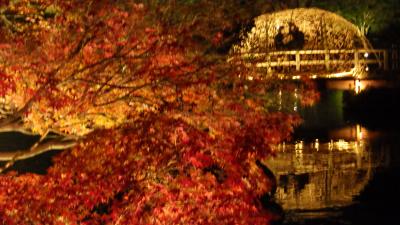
[238, 49, 399, 78]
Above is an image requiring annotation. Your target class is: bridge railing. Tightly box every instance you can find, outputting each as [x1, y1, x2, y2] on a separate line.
[238, 49, 389, 73]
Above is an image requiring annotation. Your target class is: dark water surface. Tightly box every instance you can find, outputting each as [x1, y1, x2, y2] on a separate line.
[267, 88, 400, 225]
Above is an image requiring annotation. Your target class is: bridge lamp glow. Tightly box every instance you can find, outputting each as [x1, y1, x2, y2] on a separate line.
[364, 52, 369, 58]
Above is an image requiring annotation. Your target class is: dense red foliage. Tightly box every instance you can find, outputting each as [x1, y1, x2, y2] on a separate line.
[0, 72, 15, 97]
[0, 1, 317, 224]
[0, 114, 300, 224]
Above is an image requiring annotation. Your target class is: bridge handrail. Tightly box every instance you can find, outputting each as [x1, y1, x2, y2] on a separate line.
[238, 49, 385, 56]
[233, 49, 389, 72]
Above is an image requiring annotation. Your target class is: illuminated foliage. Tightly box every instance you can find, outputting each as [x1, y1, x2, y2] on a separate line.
[232, 8, 373, 78]
[235, 8, 371, 53]
[0, 0, 316, 224]
[0, 114, 299, 224]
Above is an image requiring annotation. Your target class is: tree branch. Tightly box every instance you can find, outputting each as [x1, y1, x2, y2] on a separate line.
[0, 131, 77, 173]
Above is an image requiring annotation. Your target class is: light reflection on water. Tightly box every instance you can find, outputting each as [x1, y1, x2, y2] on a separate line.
[265, 124, 385, 211]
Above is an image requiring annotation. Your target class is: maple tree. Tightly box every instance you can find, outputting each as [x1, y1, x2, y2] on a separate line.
[0, 0, 318, 224]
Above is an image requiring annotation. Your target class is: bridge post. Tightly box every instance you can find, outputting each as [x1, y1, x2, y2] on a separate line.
[325, 50, 330, 71]
[354, 50, 359, 68]
[267, 54, 272, 73]
[383, 50, 389, 71]
[296, 51, 300, 71]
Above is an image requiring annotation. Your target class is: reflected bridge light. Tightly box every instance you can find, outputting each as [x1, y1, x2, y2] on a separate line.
[314, 139, 319, 151]
[328, 140, 334, 151]
[355, 79, 362, 94]
[292, 75, 301, 80]
[336, 139, 349, 151]
[295, 141, 304, 160]
[295, 140, 304, 150]
[356, 124, 363, 141]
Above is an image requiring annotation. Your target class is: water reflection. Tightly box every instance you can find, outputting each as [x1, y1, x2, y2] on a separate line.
[265, 124, 384, 211]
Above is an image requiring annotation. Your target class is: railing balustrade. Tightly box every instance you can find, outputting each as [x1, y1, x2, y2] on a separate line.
[237, 49, 390, 75]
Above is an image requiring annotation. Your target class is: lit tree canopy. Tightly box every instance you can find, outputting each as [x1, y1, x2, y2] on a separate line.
[0, 114, 297, 224]
[235, 8, 371, 54]
[0, 0, 318, 224]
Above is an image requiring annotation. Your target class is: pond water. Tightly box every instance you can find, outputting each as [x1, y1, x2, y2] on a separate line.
[267, 87, 400, 225]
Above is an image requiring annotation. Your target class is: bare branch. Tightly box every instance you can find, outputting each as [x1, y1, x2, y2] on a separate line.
[0, 131, 78, 173]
